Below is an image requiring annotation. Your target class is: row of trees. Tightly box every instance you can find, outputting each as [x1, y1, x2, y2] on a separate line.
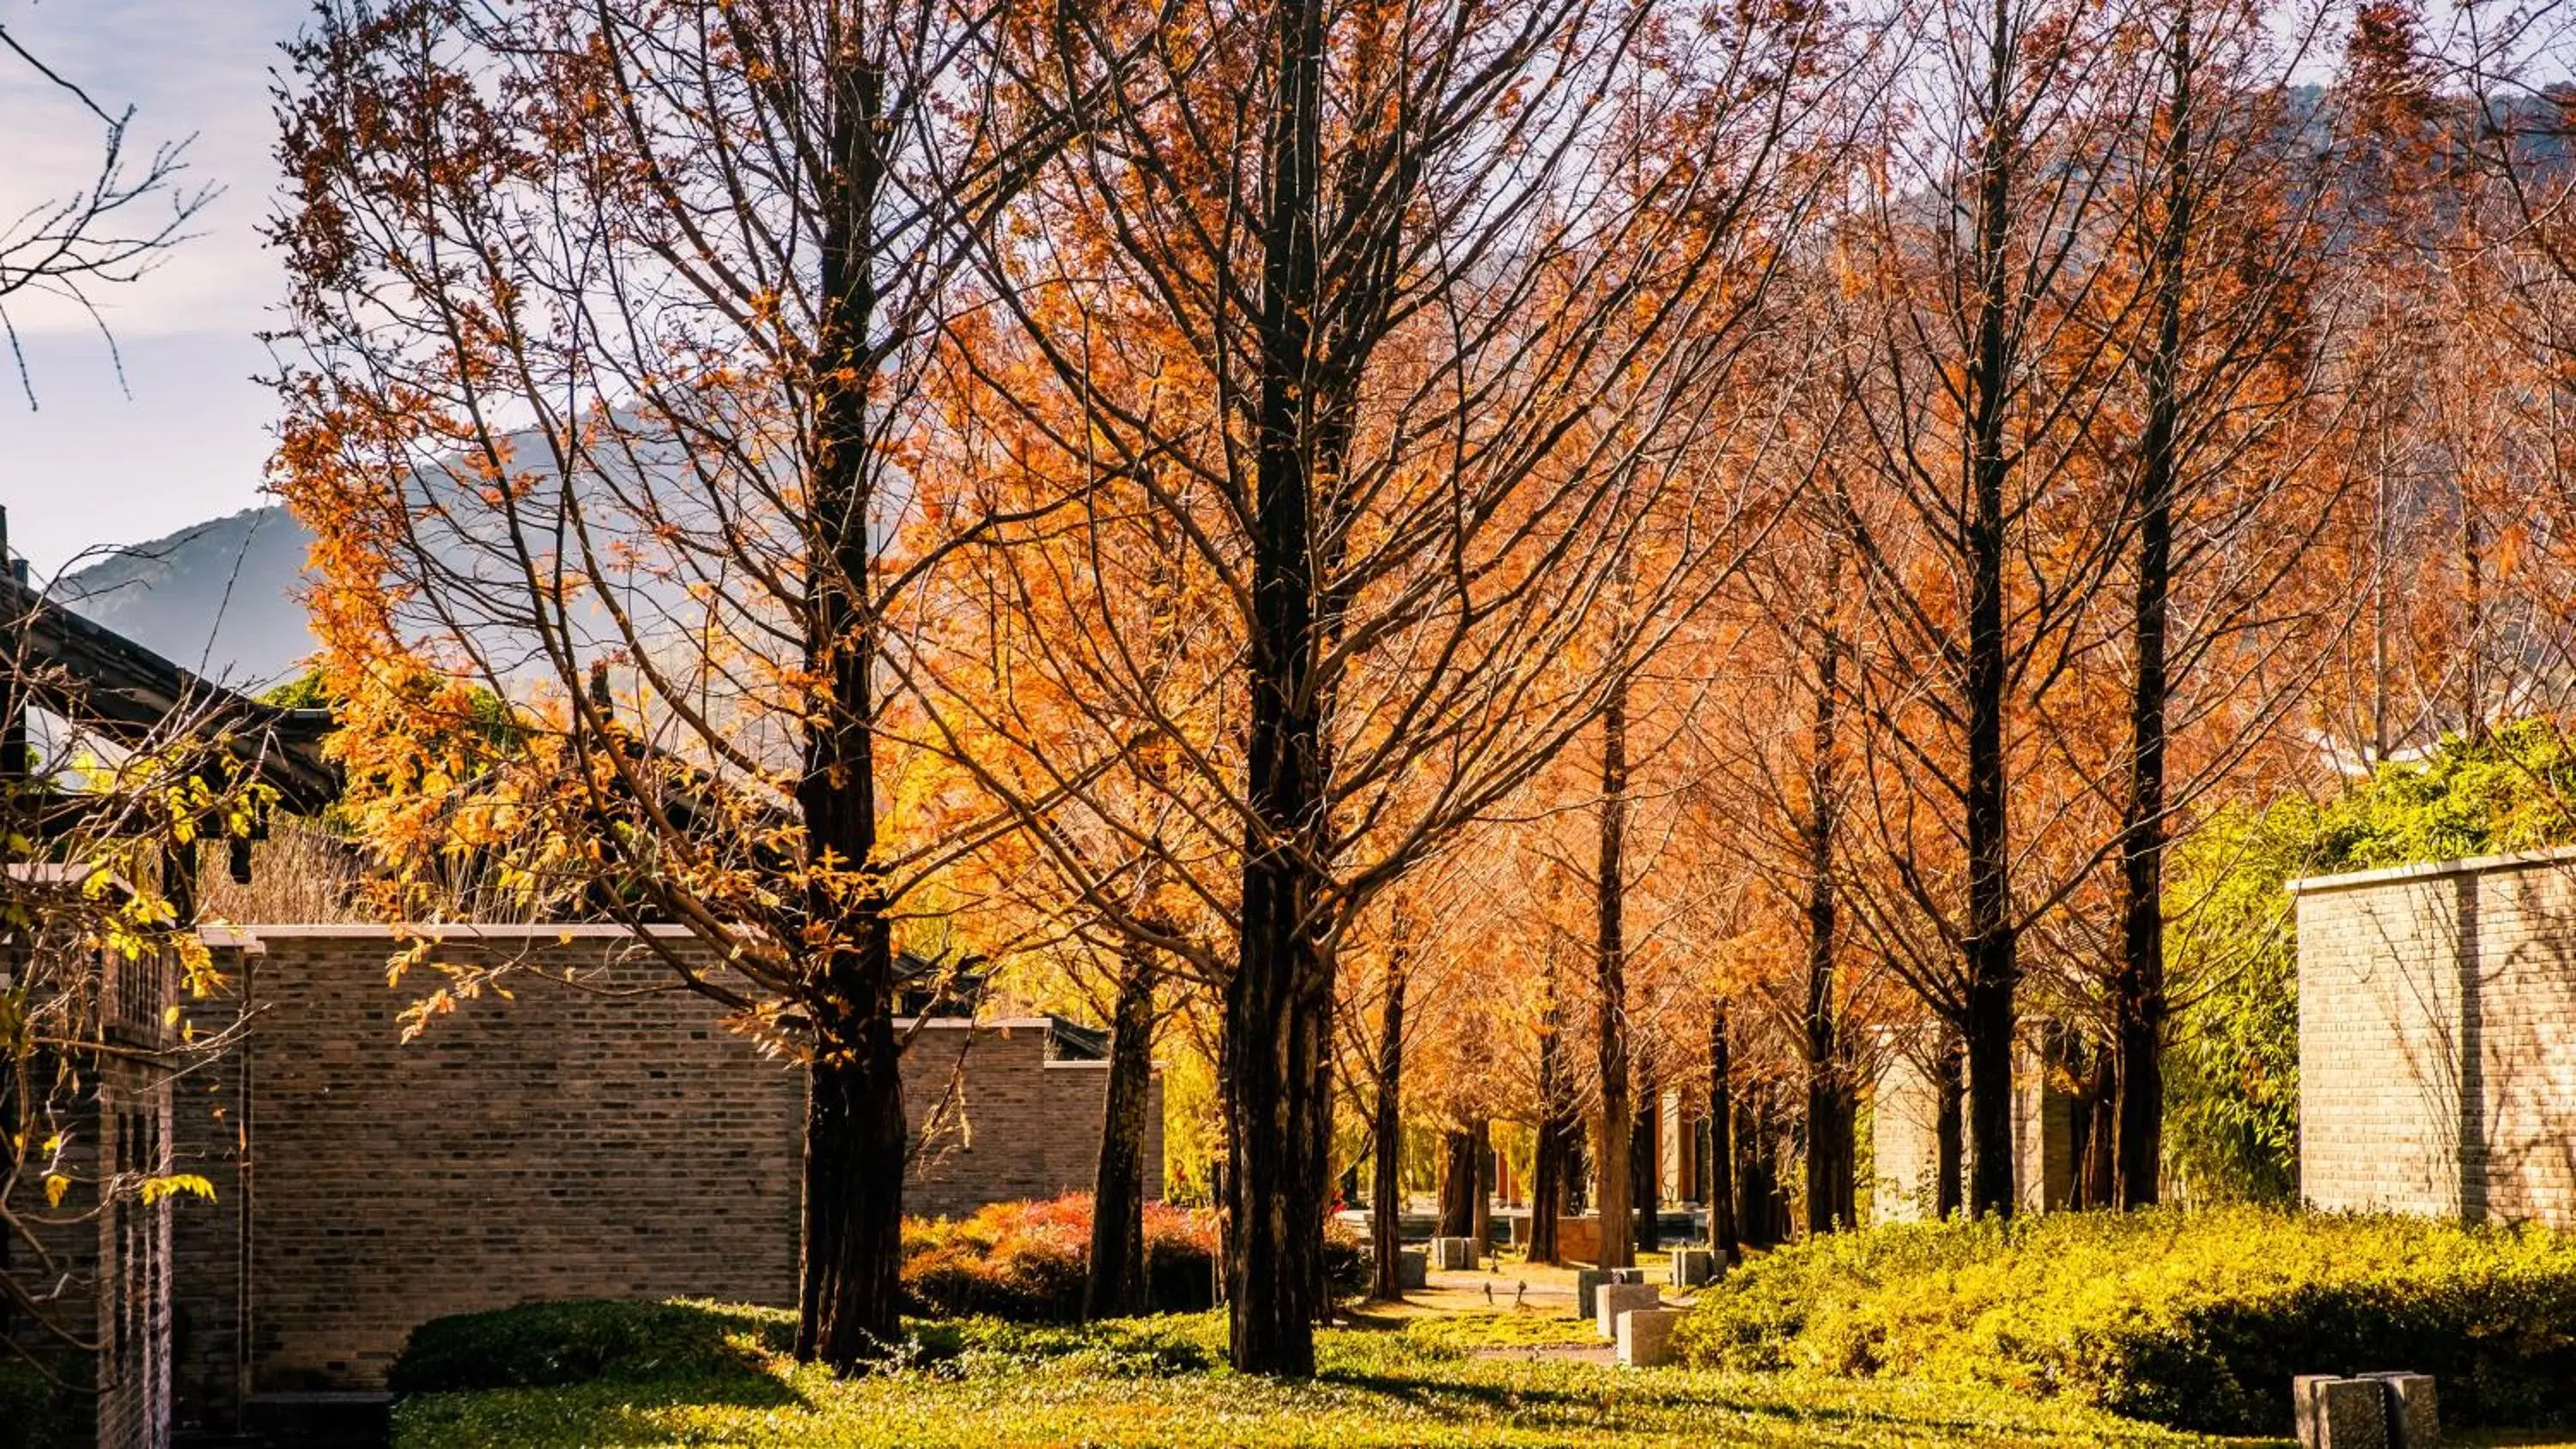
[266, 0, 2576, 1381]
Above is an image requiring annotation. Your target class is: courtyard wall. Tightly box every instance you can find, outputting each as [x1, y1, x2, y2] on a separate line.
[170, 925, 1157, 1423]
[2292, 848, 2576, 1226]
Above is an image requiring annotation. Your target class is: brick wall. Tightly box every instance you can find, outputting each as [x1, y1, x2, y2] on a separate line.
[904, 1022, 1163, 1221]
[1870, 1040, 1944, 1222]
[1867, 1030, 2073, 1221]
[2294, 849, 2576, 1226]
[170, 925, 1157, 1420]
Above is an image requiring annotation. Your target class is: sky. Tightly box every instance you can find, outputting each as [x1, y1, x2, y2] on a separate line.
[1, 0, 311, 578]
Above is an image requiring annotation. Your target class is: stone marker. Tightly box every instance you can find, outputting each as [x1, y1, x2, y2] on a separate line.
[2294, 1375, 2390, 1449]
[1616, 1307, 1686, 1367]
[1595, 1282, 1662, 1340]
[1429, 1235, 1478, 1271]
[1668, 1248, 1716, 1288]
[1575, 1268, 1612, 1319]
[1576, 1265, 1649, 1317]
[1394, 1249, 1427, 1291]
[2362, 1373, 2439, 1449]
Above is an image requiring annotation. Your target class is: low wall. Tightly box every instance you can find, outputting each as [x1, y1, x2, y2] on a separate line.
[2293, 849, 2576, 1226]
[170, 925, 1156, 1422]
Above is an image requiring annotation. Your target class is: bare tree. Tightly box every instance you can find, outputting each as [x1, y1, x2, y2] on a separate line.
[0, 24, 212, 404]
[271, 0, 1119, 1369]
[1823, 0, 2153, 1215]
[911, 0, 1850, 1372]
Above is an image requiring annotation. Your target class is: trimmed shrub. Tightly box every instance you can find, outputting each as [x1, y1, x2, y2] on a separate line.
[0, 1361, 75, 1449]
[389, 1299, 792, 1394]
[1675, 1207, 2576, 1434]
[902, 1194, 1370, 1322]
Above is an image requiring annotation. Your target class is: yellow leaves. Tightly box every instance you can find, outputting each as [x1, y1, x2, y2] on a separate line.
[140, 1173, 216, 1206]
[45, 1174, 69, 1210]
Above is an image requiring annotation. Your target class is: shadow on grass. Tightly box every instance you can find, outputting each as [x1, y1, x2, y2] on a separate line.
[1312, 1361, 2219, 1446]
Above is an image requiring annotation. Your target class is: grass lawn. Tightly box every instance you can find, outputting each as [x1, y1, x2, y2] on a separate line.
[392, 1304, 2259, 1448]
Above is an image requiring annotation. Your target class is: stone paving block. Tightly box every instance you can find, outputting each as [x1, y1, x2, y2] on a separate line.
[2295, 1375, 2391, 1449]
[1617, 1307, 1686, 1367]
[1394, 1249, 1426, 1291]
[1595, 1282, 1662, 1341]
[2363, 1373, 2439, 1449]
[1667, 1248, 1716, 1287]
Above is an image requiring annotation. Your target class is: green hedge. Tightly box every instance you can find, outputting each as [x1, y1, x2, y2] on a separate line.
[1675, 1207, 2576, 1434]
[0, 1361, 76, 1449]
[389, 1300, 793, 1394]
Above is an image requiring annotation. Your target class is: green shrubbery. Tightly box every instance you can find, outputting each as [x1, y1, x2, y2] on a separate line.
[389, 1299, 793, 1394]
[901, 1194, 1368, 1322]
[392, 1197, 1370, 1393]
[0, 1361, 74, 1449]
[1676, 1207, 2576, 1434]
[2160, 720, 2576, 1201]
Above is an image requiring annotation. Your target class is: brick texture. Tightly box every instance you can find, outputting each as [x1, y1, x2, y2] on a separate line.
[1868, 1030, 2074, 1221]
[2295, 852, 2576, 1226]
[168, 926, 1158, 1423]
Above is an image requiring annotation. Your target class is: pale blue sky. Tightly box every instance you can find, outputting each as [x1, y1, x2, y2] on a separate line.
[1, 0, 309, 576]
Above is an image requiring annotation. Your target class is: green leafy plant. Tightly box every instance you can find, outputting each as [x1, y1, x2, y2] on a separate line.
[388, 1300, 794, 1394]
[1675, 1207, 2576, 1434]
[2160, 718, 2576, 1200]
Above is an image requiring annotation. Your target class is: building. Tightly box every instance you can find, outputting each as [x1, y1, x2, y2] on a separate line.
[2292, 846, 2576, 1227]
[163, 924, 1158, 1433]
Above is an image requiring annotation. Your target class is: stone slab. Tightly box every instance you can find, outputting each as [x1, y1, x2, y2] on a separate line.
[1668, 1248, 1717, 1287]
[1394, 1249, 1427, 1291]
[2295, 1375, 2391, 1449]
[1429, 1235, 1478, 1271]
[1595, 1282, 1662, 1341]
[1616, 1307, 1686, 1367]
[2363, 1373, 2439, 1449]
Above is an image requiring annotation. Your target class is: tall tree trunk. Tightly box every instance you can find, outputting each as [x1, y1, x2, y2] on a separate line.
[1707, 1005, 1738, 1258]
[1959, 0, 2023, 1220]
[1802, 623, 1855, 1234]
[1439, 1128, 1478, 1239]
[1369, 947, 1409, 1300]
[1529, 951, 1569, 1264]
[1935, 1032, 1965, 1218]
[1087, 948, 1160, 1319]
[1469, 1121, 1492, 1254]
[2117, 4, 2196, 1213]
[1735, 1088, 1779, 1249]
[2078, 1045, 2117, 1210]
[1631, 1087, 1661, 1252]
[1229, 0, 1334, 1373]
[794, 41, 905, 1369]
[1591, 680, 1635, 1269]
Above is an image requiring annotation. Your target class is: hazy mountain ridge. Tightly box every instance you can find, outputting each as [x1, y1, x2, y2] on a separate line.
[54, 506, 319, 689]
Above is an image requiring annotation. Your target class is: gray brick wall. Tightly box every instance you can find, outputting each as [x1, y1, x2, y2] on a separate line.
[170, 925, 1157, 1418]
[2293, 849, 2576, 1227]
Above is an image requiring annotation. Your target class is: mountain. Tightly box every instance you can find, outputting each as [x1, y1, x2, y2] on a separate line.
[53, 506, 319, 690]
